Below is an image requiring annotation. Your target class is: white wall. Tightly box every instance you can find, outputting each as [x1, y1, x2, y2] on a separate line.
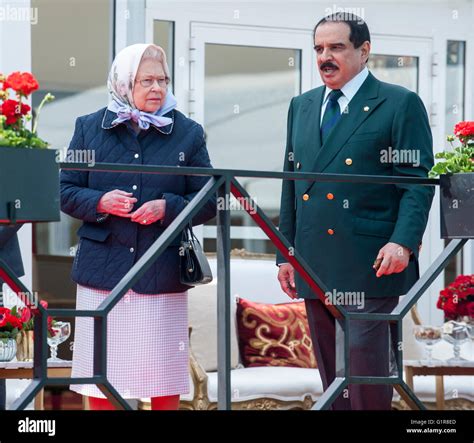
[0, 0, 35, 409]
[0, 0, 33, 290]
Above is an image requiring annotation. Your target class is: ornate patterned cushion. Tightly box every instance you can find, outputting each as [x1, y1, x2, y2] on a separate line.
[236, 297, 317, 368]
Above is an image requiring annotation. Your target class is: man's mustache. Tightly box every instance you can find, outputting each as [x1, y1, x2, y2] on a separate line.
[319, 62, 339, 70]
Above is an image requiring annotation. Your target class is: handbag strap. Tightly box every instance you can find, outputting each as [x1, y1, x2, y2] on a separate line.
[187, 221, 197, 240]
[182, 220, 194, 242]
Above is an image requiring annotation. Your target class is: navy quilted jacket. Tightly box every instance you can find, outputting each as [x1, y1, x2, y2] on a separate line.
[60, 107, 216, 294]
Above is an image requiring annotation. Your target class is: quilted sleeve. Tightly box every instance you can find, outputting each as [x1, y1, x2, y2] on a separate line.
[60, 117, 108, 222]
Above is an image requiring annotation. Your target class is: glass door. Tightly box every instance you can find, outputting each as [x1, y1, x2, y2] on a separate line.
[190, 23, 313, 252]
[369, 34, 432, 106]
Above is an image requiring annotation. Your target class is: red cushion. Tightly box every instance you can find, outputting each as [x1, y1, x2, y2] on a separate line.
[236, 297, 317, 368]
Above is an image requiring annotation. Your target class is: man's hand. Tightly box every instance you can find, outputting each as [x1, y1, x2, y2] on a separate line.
[129, 199, 166, 225]
[277, 263, 298, 299]
[97, 190, 137, 217]
[374, 242, 410, 277]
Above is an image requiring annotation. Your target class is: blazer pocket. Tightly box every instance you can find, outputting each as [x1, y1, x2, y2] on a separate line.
[347, 131, 380, 143]
[353, 216, 396, 239]
[77, 223, 111, 242]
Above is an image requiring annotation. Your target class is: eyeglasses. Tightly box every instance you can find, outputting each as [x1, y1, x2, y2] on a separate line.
[136, 77, 170, 88]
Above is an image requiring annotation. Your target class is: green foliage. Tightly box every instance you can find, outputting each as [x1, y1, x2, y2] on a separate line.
[429, 145, 474, 178]
[0, 329, 19, 340]
[0, 89, 53, 149]
[0, 126, 49, 148]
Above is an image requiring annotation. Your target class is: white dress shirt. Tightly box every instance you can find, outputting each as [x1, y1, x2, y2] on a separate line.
[320, 66, 369, 125]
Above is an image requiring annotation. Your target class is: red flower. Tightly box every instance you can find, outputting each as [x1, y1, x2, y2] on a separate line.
[6, 314, 22, 330]
[466, 302, 474, 317]
[1, 99, 31, 125]
[31, 299, 49, 316]
[457, 302, 469, 316]
[441, 298, 459, 319]
[453, 121, 474, 145]
[0, 307, 9, 316]
[437, 274, 474, 319]
[47, 316, 55, 336]
[4, 71, 39, 96]
[0, 307, 10, 326]
[436, 296, 444, 310]
[19, 307, 31, 323]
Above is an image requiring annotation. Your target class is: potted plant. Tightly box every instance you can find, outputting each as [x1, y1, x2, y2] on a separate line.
[0, 306, 23, 361]
[0, 71, 60, 223]
[429, 121, 474, 238]
[437, 275, 474, 361]
[437, 274, 474, 322]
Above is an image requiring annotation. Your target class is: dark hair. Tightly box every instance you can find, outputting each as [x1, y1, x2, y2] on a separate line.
[313, 13, 371, 49]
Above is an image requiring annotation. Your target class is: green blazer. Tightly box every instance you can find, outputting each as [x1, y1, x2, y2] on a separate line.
[276, 72, 434, 299]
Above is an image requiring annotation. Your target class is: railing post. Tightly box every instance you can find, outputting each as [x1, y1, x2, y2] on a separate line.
[216, 175, 232, 410]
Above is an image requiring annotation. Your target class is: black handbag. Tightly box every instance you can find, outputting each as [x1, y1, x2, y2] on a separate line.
[180, 222, 213, 285]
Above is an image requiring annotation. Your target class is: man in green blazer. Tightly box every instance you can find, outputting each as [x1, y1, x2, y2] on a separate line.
[276, 13, 434, 410]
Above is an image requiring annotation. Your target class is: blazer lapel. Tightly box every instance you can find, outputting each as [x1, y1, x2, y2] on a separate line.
[300, 87, 324, 158]
[308, 73, 385, 181]
[298, 87, 324, 189]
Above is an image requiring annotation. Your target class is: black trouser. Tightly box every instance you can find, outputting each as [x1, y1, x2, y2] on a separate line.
[305, 296, 399, 410]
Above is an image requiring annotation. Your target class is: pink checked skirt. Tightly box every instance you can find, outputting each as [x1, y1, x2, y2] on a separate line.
[70, 284, 190, 399]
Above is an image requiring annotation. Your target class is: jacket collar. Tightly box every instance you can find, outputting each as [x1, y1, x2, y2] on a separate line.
[322, 66, 369, 106]
[100, 107, 174, 135]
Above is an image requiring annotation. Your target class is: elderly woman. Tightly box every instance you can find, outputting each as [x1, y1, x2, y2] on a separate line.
[60, 44, 215, 410]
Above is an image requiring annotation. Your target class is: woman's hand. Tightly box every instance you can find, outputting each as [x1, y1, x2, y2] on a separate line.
[129, 199, 166, 225]
[97, 190, 137, 217]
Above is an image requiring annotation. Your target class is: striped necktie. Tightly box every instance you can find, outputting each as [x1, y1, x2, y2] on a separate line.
[320, 89, 343, 145]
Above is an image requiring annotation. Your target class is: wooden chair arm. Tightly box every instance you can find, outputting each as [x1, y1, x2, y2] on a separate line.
[188, 326, 212, 410]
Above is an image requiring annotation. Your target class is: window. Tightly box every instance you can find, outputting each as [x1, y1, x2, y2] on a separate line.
[368, 55, 418, 92]
[153, 20, 175, 88]
[202, 44, 301, 253]
[445, 41, 465, 144]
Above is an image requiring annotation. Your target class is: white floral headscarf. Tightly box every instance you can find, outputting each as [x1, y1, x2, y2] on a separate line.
[106, 43, 177, 129]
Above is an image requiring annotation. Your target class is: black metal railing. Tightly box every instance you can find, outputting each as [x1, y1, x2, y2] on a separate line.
[0, 162, 467, 411]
